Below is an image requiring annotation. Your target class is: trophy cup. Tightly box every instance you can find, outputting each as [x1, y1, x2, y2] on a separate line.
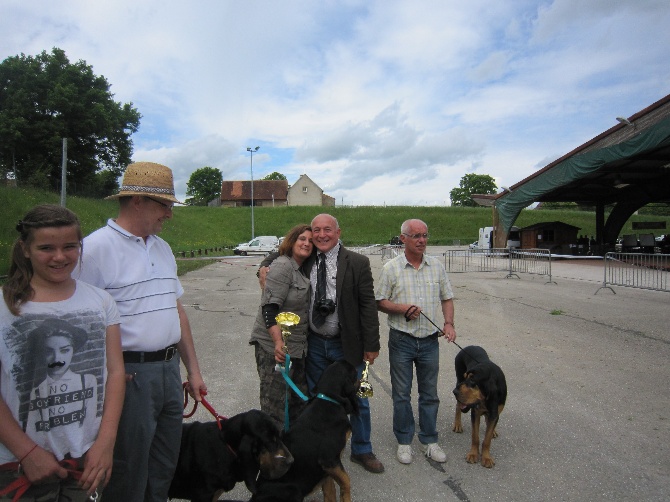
[357, 360, 374, 398]
[275, 312, 300, 371]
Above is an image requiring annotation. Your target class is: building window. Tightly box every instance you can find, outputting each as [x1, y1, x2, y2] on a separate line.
[542, 229, 555, 242]
[302, 187, 308, 193]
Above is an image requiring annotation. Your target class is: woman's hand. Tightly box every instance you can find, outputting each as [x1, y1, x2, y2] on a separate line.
[274, 339, 287, 363]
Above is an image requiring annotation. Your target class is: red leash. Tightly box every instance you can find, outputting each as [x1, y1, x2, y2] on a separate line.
[0, 459, 85, 502]
[182, 382, 227, 430]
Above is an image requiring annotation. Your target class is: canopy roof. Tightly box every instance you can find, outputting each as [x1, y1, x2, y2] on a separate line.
[473, 94, 670, 239]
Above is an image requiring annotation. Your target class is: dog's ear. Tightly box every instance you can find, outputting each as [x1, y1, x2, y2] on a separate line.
[342, 380, 360, 415]
[238, 412, 278, 493]
[483, 376, 499, 411]
[344, 363, 360, 415]
[347, 394, 360, 415]
[471, 364, 493, 385]
[238, 435, 261, 493]
[243, 410, 283, 449]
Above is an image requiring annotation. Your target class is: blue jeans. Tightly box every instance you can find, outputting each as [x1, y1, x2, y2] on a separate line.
[388, 328, 440, 445]
[306, 334, 373, 456]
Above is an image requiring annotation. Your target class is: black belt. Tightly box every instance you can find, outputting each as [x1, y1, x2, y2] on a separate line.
[392, 328, 441, 340]
[308, 329, 340, 341]
[123, 344, 178, 363]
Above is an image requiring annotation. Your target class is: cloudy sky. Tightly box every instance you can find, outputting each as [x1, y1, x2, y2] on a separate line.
[2, 0, 669, 205]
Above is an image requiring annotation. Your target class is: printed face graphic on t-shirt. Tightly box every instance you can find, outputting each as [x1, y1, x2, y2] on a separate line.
[45, 335, 74, 379]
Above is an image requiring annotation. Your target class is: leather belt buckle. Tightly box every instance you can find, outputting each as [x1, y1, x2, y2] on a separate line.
[164, 345, 177, 361]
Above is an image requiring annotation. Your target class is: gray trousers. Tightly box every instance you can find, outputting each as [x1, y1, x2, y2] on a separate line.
[103, 355, 182, 502]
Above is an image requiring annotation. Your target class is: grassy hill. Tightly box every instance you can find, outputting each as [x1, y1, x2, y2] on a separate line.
[2, 185, 668, 275]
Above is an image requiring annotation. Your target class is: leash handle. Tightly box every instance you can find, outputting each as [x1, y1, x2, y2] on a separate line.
[0, 459, 92, 502]
[182, 382, 227, 429]
[406, 307, 475, 360]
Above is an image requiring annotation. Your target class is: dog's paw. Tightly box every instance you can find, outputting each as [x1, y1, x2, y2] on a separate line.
[492, 430, 499, 439]
[465, 448, 479, 464]
[481, 454, 495, 468]
[452, 422, 463, 433]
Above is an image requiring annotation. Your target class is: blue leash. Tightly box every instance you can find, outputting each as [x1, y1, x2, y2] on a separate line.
[279, 353, 340, 431]
[279, 353, 306, 431]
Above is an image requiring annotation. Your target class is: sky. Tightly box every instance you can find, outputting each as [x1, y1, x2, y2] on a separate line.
[2, 0, 669, 206]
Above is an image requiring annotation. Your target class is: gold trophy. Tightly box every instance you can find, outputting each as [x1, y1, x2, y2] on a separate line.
[275, 312, 300, 369]
[357, 360, 374, 398]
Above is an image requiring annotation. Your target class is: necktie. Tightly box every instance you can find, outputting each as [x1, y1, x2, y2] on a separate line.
[313, 253, 327, 327]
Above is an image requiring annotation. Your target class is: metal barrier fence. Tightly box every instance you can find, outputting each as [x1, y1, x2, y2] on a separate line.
[595, 252, 670, 294]
[381, 245, 403, 261]
[350, 244, 403, 261]
[349, 244, 383, 255]
[444, 248, 554, 282]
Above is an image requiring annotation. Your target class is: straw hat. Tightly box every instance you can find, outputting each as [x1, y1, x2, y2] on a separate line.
[105, 161, 182, 204]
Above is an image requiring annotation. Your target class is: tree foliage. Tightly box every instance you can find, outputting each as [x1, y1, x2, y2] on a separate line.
[0, 48, 141, 196]
[449, 173, 498, 207]
[262, 171, 287, 180]
[185, 166, 223, 206]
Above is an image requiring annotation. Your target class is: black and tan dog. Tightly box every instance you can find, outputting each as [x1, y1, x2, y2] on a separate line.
[255, 360, 360, 502]
[452, 345, 507, 468]
[168, 409, 294, 502]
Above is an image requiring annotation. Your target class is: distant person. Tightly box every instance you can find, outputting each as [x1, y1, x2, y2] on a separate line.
[250, 224, 313, 429]
[0, 204, 124, 500]
[376, 218, 456, 465]
[76, 162, 207, 501]
[259, 213, 384, 473]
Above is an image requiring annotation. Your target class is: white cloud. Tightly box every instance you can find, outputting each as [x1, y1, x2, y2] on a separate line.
[1, 0, 669, 205]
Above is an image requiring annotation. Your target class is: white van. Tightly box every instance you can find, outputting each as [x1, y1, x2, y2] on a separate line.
[233, 236, 279, 255]
[477, 226, 520, 250]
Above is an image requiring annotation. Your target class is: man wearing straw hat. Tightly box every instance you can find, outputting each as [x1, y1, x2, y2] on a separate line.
[76, 161, 207, 501]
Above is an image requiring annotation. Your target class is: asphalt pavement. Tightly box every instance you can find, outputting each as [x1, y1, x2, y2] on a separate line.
[175, 247, 670, 502]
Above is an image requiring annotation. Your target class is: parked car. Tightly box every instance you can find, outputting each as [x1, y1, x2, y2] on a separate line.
[271, 237, 285, 253]
[233, 236, 279, 255]
[468, 241, 479, 250]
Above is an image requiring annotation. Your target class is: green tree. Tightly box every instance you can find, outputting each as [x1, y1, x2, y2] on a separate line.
[262, 171, 287, 180]
[450, 173, 498, 207]
[0, 48, 141, 196]
[185, 166, 223, 206]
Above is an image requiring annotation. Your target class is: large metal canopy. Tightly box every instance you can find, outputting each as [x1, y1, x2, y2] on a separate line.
[472, 93, 670, 249]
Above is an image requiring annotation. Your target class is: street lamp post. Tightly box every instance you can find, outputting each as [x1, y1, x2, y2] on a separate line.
[246, 146, 260, 239]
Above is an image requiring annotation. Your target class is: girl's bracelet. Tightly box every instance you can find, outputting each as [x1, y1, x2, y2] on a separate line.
[19, 444, 38, 464]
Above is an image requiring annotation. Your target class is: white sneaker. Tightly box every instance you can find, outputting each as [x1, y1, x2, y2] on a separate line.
[396, 444, 413, 464]
[423, 443, 447, 463]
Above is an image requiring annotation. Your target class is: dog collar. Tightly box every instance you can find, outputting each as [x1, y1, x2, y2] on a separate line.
[316, 393, 340, 405]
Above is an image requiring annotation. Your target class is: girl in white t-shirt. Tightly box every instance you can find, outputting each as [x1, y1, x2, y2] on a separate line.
[0, 204, 125, 500]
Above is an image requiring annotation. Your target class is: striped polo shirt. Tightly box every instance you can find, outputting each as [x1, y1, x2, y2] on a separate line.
[76, 219, 183, 351]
